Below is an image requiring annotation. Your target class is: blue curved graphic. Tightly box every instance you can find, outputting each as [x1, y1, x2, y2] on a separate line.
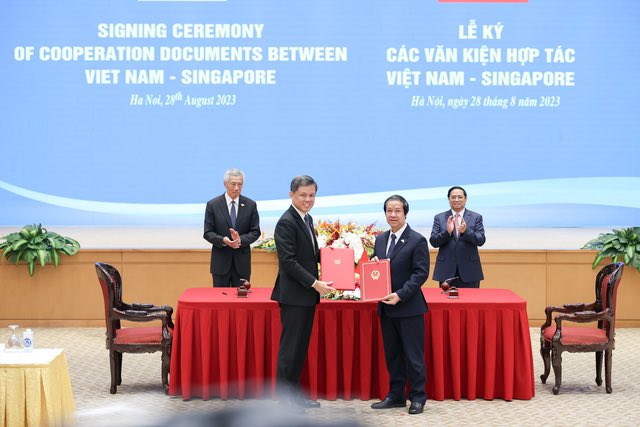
[1, 177, 638, 227]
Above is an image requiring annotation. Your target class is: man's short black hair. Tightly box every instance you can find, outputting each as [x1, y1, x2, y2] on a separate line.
[290, 175, 318, 193]
[447, 186, 467, 198]
[383, 194, 409, 215]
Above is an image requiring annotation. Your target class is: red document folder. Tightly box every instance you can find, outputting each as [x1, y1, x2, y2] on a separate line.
[320, 247, 355, 290]
[360, 259, 391, 302]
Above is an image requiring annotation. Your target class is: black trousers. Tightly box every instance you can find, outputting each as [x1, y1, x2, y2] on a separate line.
[380, 314, 427, 404]
[212, 263, 246, 287]
[276, 303, 316, 397]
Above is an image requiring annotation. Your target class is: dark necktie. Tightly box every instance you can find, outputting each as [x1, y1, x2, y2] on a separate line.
[304, 214, 315, 251]
[387, 234, 396, 258]
[230, 200, 237, 229]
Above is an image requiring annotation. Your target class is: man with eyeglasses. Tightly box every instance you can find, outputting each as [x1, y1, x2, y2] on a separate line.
[430, 186, 486, 288]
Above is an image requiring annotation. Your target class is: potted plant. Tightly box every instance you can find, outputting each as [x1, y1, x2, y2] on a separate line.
[582, 227, 640, 272]
[0, 224, 80, 276]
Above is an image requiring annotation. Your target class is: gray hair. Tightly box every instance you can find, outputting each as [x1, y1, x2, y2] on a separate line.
[290, 175, 317, 193]
[223, 168, 244, 182]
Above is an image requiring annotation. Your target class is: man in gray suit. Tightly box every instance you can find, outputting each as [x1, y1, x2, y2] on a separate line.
[203, 168, 260, 287]
[430, 186, 486, 288]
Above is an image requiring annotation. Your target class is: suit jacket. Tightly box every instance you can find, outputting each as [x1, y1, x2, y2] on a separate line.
[429, 209, 485, 282]
[373, 225, 430, 318]
[203, 194, 261, 277]
[270, 205, 320, 307]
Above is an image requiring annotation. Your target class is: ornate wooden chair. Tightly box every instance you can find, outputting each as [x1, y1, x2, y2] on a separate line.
[540, 262, 624, 394]
[95, 262, 174, 394]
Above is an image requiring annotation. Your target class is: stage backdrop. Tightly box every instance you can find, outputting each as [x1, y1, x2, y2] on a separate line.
[1, 1, 638, 228]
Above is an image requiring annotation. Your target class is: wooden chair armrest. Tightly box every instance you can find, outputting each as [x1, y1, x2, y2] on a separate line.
[542, 305, 583, 329]
[554, 309, 611, 328]
[131, 303, 154, 309]
[550, 309, 612, 341]
[563, 302, 596, 310]
[121, 304, 174, 329]
[113, 307, 169, 323]
[125, 309, 148, 316]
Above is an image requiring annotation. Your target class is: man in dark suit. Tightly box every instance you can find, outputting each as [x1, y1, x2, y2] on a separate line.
[203, 168, 261, 287]
[270, 175, 335, 411]
[370, 195, 430, 415]
[430, 186, 486, 288]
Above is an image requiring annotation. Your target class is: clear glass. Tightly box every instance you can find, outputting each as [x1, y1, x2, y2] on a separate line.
[5, 324, 22, 352]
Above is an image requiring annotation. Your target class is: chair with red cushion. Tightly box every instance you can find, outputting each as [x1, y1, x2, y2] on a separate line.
[95, 262, 174, 394]
[540, 262, 624, 394]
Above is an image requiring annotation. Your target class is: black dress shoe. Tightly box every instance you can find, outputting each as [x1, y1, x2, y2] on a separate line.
[371, 398, 406, 409]
[298, 398, 321, 408]
[408, 401, 425, 414]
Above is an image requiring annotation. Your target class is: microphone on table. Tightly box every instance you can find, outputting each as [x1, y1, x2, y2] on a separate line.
[441, 276, 459, 292]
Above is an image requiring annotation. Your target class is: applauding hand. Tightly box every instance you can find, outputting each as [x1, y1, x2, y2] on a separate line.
[457, 218, 467, 235]
[447, 215, 455, 235]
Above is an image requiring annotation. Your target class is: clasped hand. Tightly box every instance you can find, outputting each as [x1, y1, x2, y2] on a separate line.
[223, 228, 241, 249]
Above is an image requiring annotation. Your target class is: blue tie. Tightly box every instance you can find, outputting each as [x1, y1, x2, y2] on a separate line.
[387, 234, 396, 258]
[230, 200, 237, 229]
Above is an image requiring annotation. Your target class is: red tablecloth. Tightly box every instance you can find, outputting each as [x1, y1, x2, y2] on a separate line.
[169, 288, 534, 401]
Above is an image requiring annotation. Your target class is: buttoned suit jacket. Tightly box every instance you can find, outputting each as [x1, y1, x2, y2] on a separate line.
[270, 205, 320, 307]
[203, 193, 260, 278]
[429, 209, 485, 283]
[373, 225, 430, 318]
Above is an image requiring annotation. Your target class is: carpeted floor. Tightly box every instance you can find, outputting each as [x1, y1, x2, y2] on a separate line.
[24, 327, 640, 426]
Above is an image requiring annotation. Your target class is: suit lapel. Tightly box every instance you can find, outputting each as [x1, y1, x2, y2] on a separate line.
[390, 226, 411, 260]
[463, 210, 471, 227]
[379, 231, 390, 259]
[308, 214, 318, 253]
[290, 206, 316, 252]
[234, 196, 246, 228]
[218, 194, 232, 228]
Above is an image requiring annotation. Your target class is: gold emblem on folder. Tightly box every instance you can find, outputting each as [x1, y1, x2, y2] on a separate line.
[371, 270, 380, 280]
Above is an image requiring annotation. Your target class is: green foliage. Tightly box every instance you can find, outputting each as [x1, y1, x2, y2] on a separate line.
[582, 227, 640, 272]
[254, 237, 276, 251]
[0, 224, 80, 277]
